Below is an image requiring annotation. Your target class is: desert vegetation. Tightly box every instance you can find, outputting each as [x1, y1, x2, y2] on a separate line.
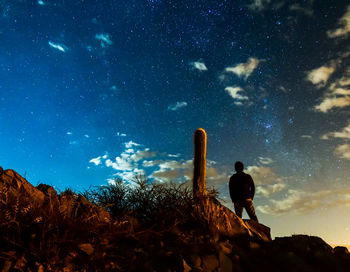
[0, 168, 350, 271]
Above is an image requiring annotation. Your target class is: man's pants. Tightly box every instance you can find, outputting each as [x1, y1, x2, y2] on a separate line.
[234, 199, 258, 221]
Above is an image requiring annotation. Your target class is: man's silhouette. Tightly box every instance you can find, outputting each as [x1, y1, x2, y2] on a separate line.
[229, 161, 258, 221]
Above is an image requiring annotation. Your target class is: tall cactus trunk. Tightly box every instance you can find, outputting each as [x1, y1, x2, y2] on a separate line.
[193, 128, 207, 200]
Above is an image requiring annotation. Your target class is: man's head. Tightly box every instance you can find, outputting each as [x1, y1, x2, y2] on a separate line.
[235, 161, 244, 172]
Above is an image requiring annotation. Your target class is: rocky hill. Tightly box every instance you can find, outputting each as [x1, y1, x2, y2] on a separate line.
[0, 166, 349, 271]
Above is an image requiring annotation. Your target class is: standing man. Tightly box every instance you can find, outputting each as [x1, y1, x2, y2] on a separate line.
[229, 161, 258, 222]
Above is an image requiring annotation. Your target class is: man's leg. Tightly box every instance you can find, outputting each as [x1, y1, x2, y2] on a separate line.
[244, 199, 258, 222]
[234, 202, 243, 218]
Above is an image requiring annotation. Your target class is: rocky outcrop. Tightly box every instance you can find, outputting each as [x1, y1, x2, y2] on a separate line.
[1, 167, 349, 271]
[0, 168, 46, 205]
[0, 168, 110, 224]
[196, 196, 271, 242]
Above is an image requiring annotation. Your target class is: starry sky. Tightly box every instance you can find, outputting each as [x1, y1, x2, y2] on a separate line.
[1, 0, 350, 245]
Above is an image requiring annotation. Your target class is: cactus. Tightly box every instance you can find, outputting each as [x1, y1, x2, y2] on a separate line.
[193, 128, 207, 199]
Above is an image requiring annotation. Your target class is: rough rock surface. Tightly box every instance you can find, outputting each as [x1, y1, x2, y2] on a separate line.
[1, 167, 349, 271]
[196, 196, 271, 242]
[0, 169, 46, 205]
[0, 168, 110, 224]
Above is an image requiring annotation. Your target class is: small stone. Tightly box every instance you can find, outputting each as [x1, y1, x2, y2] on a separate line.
[78, 243, 94, 255]
[334, 246, 349, 255]
[202, 255, 219, 271]
[249, 241, 260, 249]
[2, 260, 12, 272]
[189, 254, 201, 268]
[219, 252, 233, 272]
[38, 264, 45, 272]
[183, 259, 191, 272]
[219, 241, 232, 255]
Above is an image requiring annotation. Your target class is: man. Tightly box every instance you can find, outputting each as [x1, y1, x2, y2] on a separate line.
[229, 161, 258, 221]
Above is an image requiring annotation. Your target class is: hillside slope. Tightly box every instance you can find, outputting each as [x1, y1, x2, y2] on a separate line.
[0, 167, 349, 271]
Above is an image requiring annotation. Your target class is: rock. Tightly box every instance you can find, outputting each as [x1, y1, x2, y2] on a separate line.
[2, 260, 12, 272]
[0, 169, 45, 205]
[188, 254, 202, 269]
[244, 220, 271, 242]
[183, 258, 191, 272]
[36, 184, 57, 198]
[334, 246, 349, 255]
[249, 241, 260, 249]
[274, 235, 333, 255]
[195, 196, 271, 242]
[202, 254, 219, 271]
[219, 252, 233, 272]
[78, 243, 94, 255]
[0, 168, 111, 225]
[14, 256, 27, 270]
[37, 264, 45, 272]
[219, 241, 232, 255]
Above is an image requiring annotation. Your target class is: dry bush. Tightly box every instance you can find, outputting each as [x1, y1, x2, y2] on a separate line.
[83, 176, 199, 231]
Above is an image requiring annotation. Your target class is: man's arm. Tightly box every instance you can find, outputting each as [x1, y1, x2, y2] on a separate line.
[249, 175, 255, 200]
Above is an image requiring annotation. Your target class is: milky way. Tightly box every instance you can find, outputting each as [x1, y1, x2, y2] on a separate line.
[1, 0, 350, 244]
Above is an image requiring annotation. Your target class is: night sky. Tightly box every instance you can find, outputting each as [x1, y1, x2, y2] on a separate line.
[1, 0, 350, 245]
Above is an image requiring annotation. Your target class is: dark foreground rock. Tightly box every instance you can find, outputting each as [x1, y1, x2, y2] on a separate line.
[0, 167, 349, 271]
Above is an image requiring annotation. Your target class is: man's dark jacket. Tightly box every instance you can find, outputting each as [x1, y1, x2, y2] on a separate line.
[229, 171, 255, 202]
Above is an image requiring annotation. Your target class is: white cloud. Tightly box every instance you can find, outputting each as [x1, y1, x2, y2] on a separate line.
[109, 155, 134, 171]
[314, 67, 350, 112]
[130, 148, 156, 162]
[315, 96, 350, 113]
[339, 76, 350, 86]
[95, 33, 113, 48]
[89, 156, 102, 166]
[289, 3, 313, 16]
[191, 61, 208, 71]
[142, 160, 158, 167]
[168, 101, 187, 111]
[258, 188, 350, 215]
[306, 65, 335, 87]
[258, 157, 274, 165]
[246, 165, 284, 185]
[38, 0, 45, 5]
[247, 0, 271, 11]
[66, 132, 73, 135]
[125, 141, 140, 149]
[225, 58, 260, 80]
[225, 87, 249, 106]
[152, 169, 180, 181]
[256, 183, 286, 197]
[149, 159, 193, 182]
[334, 144, 350, 160]
[116, 132, 127, 137]
[327, 5, 350, 38]
[322, 123, 350, 140]
[301, 135, 312, 139]
[244, 165, 289, 199]
[48, 41, 66, 52]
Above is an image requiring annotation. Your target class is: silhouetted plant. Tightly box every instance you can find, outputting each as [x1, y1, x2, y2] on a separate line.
[84, 177, 196, 229]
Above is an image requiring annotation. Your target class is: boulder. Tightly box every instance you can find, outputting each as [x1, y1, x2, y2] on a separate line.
[195, 196, 271, 242]
[0, 169, 45, 205]
[334, 246, 349, 255]
[0, 168, 110, 224]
